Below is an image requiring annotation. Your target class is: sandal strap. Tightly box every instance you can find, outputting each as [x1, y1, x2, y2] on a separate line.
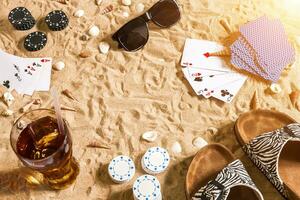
[243, 123, 300, 198]
[192, 160, 263, 200]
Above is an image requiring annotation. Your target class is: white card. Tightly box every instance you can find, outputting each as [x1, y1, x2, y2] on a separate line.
[181, 39, 231, 72]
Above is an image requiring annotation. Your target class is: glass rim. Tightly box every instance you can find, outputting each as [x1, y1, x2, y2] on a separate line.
[10, 108, 70, 163]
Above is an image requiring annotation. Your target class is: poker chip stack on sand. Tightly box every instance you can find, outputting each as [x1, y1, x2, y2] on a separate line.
[141, 147, 170, 175]
[108, 155, 135, 183]
[133, 175, 162, 200]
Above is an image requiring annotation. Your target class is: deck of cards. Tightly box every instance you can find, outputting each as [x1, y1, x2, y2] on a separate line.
[181, 39, 247, 103]
[230, 16, 295, 83]
[0, 50, 52, 95]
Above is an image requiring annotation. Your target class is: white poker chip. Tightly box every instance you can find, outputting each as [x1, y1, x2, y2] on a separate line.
[141, 147, 170, 175]
[133, 175, 162, 200]
[108, 155, 135, 183]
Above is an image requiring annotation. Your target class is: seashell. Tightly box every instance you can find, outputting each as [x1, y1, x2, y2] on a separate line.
[62, 89, 78, 101]
[122, 0, 132, 6]
[101, 5, 113, 15]
[55, 105, 76, 112]
[207, 127, 218, 135]
[192, 137, 208, 149]
[269, 83, 282, 94]
[95, 0, 102, 5]
[290, 91, 299, 107]
[87, 142, 110, 149]
[135, 3, 145, 13]
[122, 11, 129, 18]
[98, 42, 110, 54]
[171, 141, 182, 154]
[54, 0, 69, 4]
[88, 25, 100, 37]
[74, 9, 85, 18]
[80, 34, 90, 41]
[79, 50, 92, 58]
[53, 61, 65, 71]
[20, 99, 42, 113]
[1, 109, 13, 117]
[17, 120, 27, 130]
[2, 92, 14, 107]
[250, 90, 258, 110]
[142, 131, 158, 142]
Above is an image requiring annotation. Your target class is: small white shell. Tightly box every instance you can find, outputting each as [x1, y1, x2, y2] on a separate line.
[74, 9, 85, 18]
[96, 0, 102, 5]
[98, 42, 110, 54]
[135, 3, 145, 13]
[270, 83, 282, 94]
[122, 11, 129, 18]
[17, 120, 27, 130]
[171, 141, 182, 154]
[142, 131, 158, 142]
[1, 109, 13, 117]
[88, 25, 100, 37]
[53, 61, 65, 71]
[192, 137, 208, 149]
[2, 92, 14, 107]
[122, 0, 132, 6]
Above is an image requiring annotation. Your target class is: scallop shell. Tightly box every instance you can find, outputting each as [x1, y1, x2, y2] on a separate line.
[171, 141, 182, 154]
[192, 137, 208, 149]
[1, 109, 13, 117]
[135, 3, 145, 13]
[269, 83, 282, 94]
[88, 25, 100, 37]
[2, 92, 14, 107]
[74, 10, 85, 18]
[101, 5, 113, 15]
[122, 0, 132, 6]
[53, 61, 65, 71]
[98, 42, 110, 54]
[142, 131, 158, 142]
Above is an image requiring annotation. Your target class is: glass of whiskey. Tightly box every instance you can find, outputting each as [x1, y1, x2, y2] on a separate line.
[10, 109, 79, 190]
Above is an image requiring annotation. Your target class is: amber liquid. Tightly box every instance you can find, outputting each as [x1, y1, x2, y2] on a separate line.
[16, 116, 79, 190]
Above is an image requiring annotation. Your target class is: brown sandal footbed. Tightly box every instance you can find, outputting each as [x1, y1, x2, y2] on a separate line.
[235, 109, 300, 199]
[185, 144, 260, 200]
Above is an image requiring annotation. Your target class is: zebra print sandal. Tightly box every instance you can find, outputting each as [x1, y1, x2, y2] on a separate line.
[235, 109, 300, 199]
[185, 144, 264, 200]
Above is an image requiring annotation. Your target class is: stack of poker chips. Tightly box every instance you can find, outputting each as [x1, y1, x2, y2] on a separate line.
[108, 155, 136, 183]
[141, 147, 170, 175]
[24, 32, 48, 52]
[8, 7, 36, 31]
[107, 147, 170, 200]
[45, 10, 69, 31]
[133, 175, 162, 200]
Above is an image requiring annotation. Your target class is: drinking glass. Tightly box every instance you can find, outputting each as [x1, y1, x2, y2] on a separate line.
[10, 109, 79, 190]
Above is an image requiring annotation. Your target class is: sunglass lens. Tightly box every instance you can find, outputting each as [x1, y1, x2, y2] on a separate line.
[149, 0, 180, 28]
[114, 18, 149, 51]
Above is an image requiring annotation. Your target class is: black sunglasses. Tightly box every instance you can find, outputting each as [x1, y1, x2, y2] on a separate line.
[112, 0, 181, 52]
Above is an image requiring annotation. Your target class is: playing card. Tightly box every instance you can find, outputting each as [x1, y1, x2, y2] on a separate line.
[190, 72, 245, 97]
[211, 77, 247, 103]
[181, 39, 232, 72]
[239, 16, 295, 82]
[0, 50, 52, 95]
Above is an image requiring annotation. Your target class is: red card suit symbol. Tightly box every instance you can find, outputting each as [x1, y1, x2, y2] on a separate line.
[203, 52, 210, 58]
[41, 59, 50, 63]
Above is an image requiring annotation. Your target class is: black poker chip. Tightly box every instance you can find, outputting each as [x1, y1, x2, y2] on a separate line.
[24, 32, 47, 52]
[8, 7, 35, 31]
[45, 10, 69, 31]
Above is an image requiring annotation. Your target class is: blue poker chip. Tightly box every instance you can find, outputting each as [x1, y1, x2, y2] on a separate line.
[108, 155, 135, 183]
[142, 147, 170, 174]
[133, 175, 161, 200]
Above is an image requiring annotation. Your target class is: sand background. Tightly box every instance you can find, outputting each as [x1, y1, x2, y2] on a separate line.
[0, 0, 299, 199]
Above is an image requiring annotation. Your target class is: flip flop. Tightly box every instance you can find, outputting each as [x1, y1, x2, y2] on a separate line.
[185, 144, 264, 200]
[235, 109, 300, 199]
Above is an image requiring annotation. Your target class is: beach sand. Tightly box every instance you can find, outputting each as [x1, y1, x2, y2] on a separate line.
[0, 0, 299, 199]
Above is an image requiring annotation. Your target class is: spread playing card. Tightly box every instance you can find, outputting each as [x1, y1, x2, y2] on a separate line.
[0, 50, 52, 95]
[181, 39, 247, 103]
